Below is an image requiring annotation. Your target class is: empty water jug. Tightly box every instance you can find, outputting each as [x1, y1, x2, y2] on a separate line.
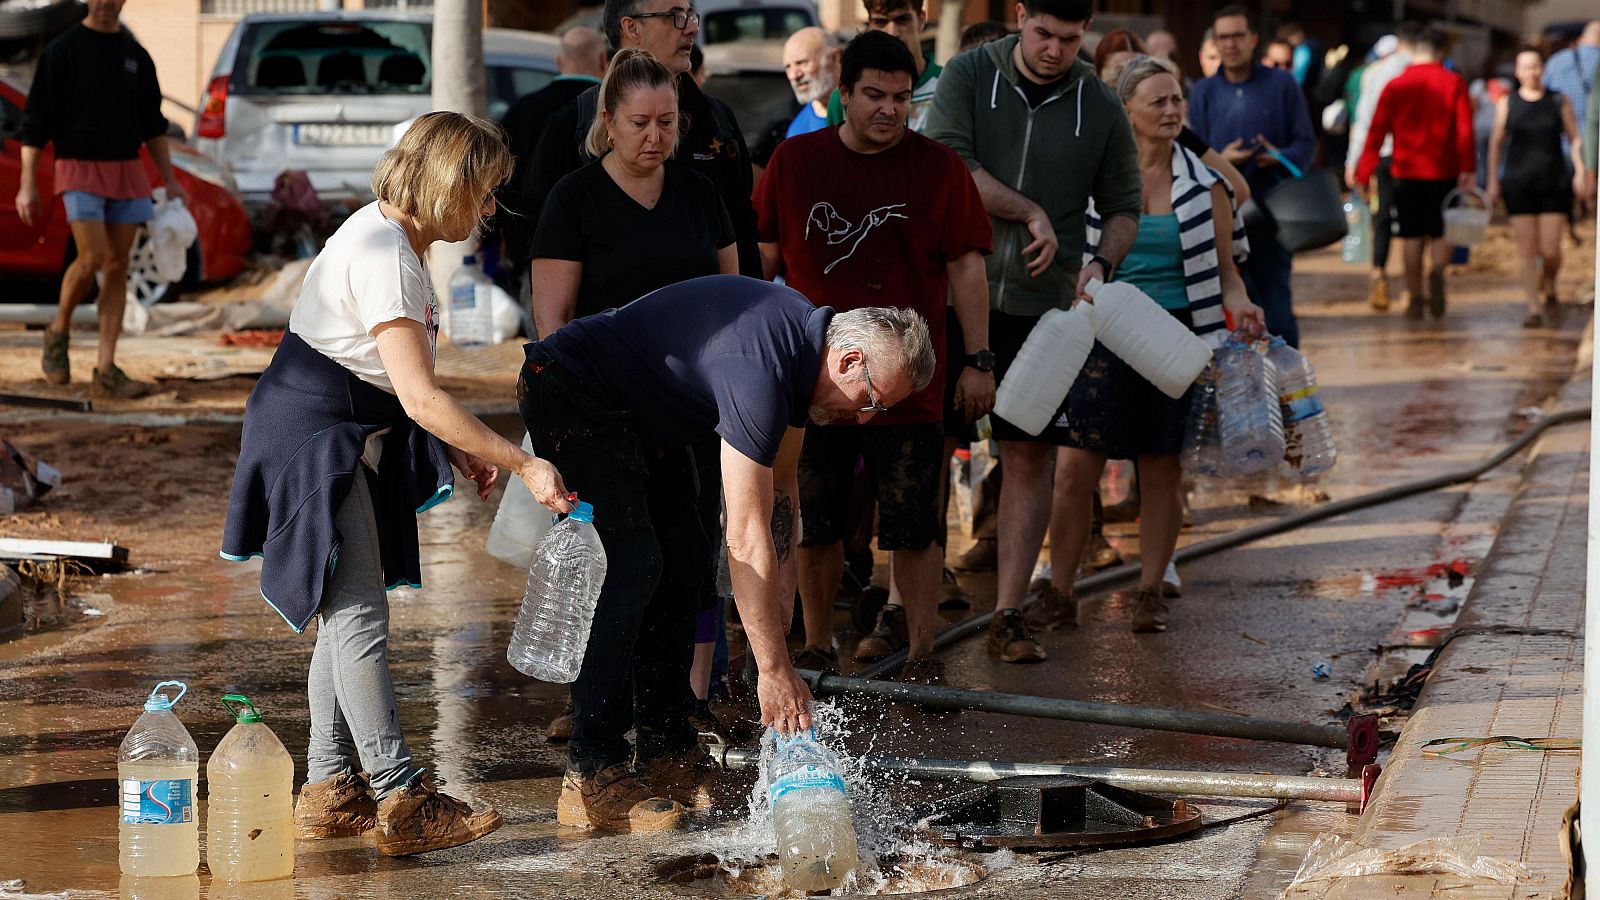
[119, 681, 199, 877]
[993, 304, 1094, 436]
[1182, 361, 1225, 477]
[206, 695, 295, 882]
[485, 433, 555, 568]
[1265, 337, 1338, 476]
[507, 500, 607, 683]
[1080, 278, 1212, 399]
[1214, 339, 1285, 477]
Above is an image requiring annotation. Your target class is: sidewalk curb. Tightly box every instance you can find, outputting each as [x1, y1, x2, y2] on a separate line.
[1292, 320, 1592, 898]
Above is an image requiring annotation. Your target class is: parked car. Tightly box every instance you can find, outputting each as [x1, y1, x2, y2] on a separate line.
[195, 13, 558, 213]
[0, 73, 252, 302]
[697, 0, 817, 45]
[700, 39, 792, 139]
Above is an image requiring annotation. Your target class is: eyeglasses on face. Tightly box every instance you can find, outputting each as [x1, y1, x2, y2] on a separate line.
[630, 7, 700, 29]
[859, 359, 890, 413]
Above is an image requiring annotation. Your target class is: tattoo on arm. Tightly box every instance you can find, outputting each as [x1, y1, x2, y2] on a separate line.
[771, 492, 795, 564]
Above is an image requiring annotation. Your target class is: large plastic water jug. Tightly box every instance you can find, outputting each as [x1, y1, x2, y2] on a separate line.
[205, 695, 295, 882]
[1079, 278, 1212, 399]
[1214, 340, 1285, 477]
[993, 305, 1094, 436]
[768, 728, 859, 892]
[506, 500, 607, 683]
[446, 255, 493, 348]
[1264, 337, 1337, 477]
[119, 681, 199, 877]
[1341, 196, 1370, 265]
[1182, 361, 1224, 477]
[485, 433, 556, 568]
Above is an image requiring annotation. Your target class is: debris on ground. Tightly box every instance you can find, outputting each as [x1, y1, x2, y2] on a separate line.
[0, 538, 129, 571]
[0, 440, 61, 513]
[1283, 833, 1539, 892]
[1359, 645, 1443, 714]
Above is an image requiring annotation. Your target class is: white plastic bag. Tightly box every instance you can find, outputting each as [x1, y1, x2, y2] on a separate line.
[1283, 833, 1538, 893]
[149, 188, 198, 283]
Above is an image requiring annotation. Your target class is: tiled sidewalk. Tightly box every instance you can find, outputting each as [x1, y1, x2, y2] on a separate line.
[1291, 374, 1589, 899]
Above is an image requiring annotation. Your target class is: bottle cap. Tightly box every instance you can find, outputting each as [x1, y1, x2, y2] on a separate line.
[1084, 277, 1104, 296]
[143, 680, 188, 712]
[569, 500, 595, 523]
[221, 694, 263, 724]
[462, 255, 475, 265]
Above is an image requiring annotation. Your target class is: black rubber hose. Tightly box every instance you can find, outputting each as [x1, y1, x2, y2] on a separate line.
[857, 406, 1592, 680]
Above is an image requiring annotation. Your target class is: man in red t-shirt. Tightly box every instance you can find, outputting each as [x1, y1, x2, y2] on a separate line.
[754, 30, 993, 686]
[1355, 25, 1475, 319]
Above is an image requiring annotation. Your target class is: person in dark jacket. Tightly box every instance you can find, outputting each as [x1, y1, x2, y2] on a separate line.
[222, 112, 570, 859]
[17, 0, 184, 398]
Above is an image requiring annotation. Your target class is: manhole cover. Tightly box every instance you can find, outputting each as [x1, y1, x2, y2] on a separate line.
[656, 852, 987, 896]
[919, 775, 1203, 850]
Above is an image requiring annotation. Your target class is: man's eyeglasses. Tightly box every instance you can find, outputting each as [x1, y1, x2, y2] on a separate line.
[630, 7, 700, 29]
[859, 360, 890, 413]
[1214, 31, 1250, 43]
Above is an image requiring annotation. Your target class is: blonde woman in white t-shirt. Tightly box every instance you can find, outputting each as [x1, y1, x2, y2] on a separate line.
[226, 112, 570, 857]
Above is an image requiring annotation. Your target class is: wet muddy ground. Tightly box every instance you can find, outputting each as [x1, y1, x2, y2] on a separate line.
[0, 230, 1593, 898]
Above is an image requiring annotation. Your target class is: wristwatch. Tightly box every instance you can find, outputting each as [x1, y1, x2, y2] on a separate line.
[964, 349, 995, 372]
[1088, 254, 1116, 282]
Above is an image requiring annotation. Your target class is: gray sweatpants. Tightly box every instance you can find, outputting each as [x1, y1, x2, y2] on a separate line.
[304, 471, 418, 798]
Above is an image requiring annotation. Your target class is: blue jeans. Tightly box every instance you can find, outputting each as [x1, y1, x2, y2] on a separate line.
[1241, 235, 1299, 348]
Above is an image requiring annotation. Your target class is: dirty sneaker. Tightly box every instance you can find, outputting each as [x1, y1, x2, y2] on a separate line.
[1162, 561, 1182, 599]
[546, 697, 574, 742]
[1024, 584, 1078, 631]
[1368, 271, 1390, 311]
[637, 745, 741, 814]
[898, 656, 956, 716]
[854, 603, 908, 661]
[295, 770, 377, 838]
[1082, 531, 1123, 572]
[91, 364, 154, 399]
[41, 328, 69, 385]
[789, 645, 839, 675]
[1130, 588, 1170, 634]
[375, 772, 502, 856]
[987, 609, 1045, 663]
[557, 764, 685, 832]
[951, 537, 996, 573]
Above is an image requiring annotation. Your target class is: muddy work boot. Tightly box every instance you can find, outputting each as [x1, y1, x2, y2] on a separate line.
[41, 328, 69, 385]
[987, 609, 1045, 663]
[546, 697, 575, 743]
[1024, 584, 1078, 631]
[1368, 271, 1390, 311]
[557, 764, 685, 832]
[898, 656, 956, 716]
[295, 770, 377, 838]
[637, 744, 739, 814]
[1130, 588, 1170, 634]
[854, 603, 908, 661]
[91, 364, 154, 399]
[789, 645, 839, 675]
[951, 537, 997, 573]
[375, 772, 502, 856]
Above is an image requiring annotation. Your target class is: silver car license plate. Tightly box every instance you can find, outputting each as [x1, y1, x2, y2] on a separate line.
[295, 123, 388, 146]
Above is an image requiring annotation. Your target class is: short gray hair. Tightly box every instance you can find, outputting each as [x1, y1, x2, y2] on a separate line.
[1112, 54, 1177, 104]
[824, 307, 936, 392]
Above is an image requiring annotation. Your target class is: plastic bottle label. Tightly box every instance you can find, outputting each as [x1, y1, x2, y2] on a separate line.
[121, 778, 193, 825]
[1281, 386, 1325, 423]
[769, 764, 847, 803]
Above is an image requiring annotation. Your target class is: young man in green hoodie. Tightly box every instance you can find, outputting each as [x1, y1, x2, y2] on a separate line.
[925, 0, 1141, 664]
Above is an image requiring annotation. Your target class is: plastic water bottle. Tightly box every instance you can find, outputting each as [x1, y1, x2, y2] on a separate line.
[1080, 278, 1212, 400]
[119, 681, 199, 877]
[1341, 197, 1370, 265]
[1265, 337, 1338, 477]
[1182, 361, 1225, 477]
[1214, 340, 1285, 477]
[993, 304, 1094, 436]
[206, 695, 294, 882]
[485, 433, 555, 568]
[447, 255, 493, 348]
[506, 499, 607, 683]
[768, 729, 859, 892]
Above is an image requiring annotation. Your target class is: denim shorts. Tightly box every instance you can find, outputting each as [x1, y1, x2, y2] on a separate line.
[62, 191, 154, 225]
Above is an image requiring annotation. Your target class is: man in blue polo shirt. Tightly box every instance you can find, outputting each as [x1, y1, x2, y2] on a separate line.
[1188, 3, 1316, 347]
[519, 275, 934, 833]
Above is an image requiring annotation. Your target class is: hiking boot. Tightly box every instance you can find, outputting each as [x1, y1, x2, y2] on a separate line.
[1368, 271, 1390, 311]
[1403, 293, 1426, 320]
[375, 772, 502, 856]
[91, 364, 154, 399]
[546, 698, 574, 742]
[556, 764, 684, 832]
[1082, 532, 1123, 572]
[295, 770, 377, 838]
[854, 604, 908, 661]
[1427, 269, 1447, 318]
[790, 645, 839, 675]
[1024, 584, 1078, 631]
[638, 745, 737, 814]
[1130, 588, 1170, 634]
[951, 537, 997, 573]
[41, 328, 68, 385]
[987, 609, 1046, 663]
[939, 567, 971, 611]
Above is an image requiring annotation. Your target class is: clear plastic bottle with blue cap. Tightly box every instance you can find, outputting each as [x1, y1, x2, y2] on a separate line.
[206, 694, 295, 882]
[768, 726, 859, 892]
[119, 680, 199, 876]
[507, 495, 608, 683]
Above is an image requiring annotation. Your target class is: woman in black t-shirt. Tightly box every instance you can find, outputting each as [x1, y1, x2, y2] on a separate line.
[530, 49, 737, 335]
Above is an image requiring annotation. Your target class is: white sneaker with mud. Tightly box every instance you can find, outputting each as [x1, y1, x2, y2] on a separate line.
[557, 764, 684, 832]
[375, 773, 502, 856]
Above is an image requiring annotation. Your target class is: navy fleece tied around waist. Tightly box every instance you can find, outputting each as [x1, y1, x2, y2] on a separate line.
[220, 331, 453, 632]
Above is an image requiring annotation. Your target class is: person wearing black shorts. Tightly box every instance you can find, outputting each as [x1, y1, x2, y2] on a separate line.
[1487, 46, 1588, 327]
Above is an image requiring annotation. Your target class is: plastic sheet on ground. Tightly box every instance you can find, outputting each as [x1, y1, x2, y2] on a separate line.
[1283, 833, 1539, 892]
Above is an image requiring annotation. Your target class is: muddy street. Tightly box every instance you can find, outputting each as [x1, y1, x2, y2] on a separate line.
[0, 235, 1592, 898]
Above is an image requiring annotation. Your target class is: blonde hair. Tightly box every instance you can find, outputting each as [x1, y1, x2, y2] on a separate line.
[584, 48, 680, 158]
[372, 111, 513, 236]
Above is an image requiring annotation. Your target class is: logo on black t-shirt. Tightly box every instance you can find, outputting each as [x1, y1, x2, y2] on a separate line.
[124, 57, 138, 74]
[805, 201, 908, 275]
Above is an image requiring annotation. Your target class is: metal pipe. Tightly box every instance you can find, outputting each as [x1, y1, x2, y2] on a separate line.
[796, 670, 1347, 748]
[716, 746, 1363, 804]
[0, 303, 289, 330]
[859, 406, 1593, 681]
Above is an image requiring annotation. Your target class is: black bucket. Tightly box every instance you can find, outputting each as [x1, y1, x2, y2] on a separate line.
[1258, 152, 1347, 253]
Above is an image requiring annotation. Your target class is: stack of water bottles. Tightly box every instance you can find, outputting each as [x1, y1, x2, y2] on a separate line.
[1185, 332, 1338, 481]
[507, 497, 608, 683]
[1213, 337, 1286, 477]
[768, 726, 860, 893]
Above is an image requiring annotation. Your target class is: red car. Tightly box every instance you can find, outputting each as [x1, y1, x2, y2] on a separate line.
[0, 73, 252, 303]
